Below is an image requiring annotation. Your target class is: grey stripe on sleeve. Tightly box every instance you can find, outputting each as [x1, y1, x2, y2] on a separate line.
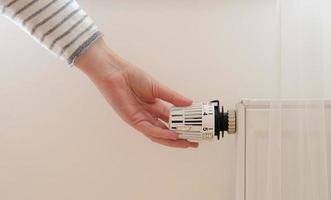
[41, 8, 81, 42]
[23, 0, 58, 25]
[31, 0, 74, 34]
[60, 23, 95, 56]
[49, 14, 88, 49]
[67, 31, 103, 65]
[1, 0, 19, 14]
[13, 0, 40, 18]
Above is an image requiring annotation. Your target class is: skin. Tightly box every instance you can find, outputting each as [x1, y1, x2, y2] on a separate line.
[75, 38, 199, 148]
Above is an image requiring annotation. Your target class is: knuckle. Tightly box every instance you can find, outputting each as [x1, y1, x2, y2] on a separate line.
[129, 110, 146, 127]
[162, 105, 170, 117]
[152, 81, 160, 98]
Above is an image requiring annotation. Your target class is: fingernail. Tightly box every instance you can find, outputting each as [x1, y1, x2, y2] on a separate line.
[190, 143, 199, 148]
[184, 98, 193, 105]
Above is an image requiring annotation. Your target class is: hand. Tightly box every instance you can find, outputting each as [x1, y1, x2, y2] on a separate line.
[75, 39, 199, 148]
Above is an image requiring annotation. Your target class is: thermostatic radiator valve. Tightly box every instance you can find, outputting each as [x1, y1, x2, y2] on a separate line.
[169, 100, 236, 141]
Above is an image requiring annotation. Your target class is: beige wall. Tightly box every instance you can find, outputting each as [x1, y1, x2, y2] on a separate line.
[0, 1, 279, 200]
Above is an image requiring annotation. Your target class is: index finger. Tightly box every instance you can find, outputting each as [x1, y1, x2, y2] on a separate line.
[154, 82, 192, 106]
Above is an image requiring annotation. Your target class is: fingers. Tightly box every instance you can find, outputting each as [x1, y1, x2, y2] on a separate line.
[144, 100, 171, 122]
[148, 137, 199, 148]
[153, 119, 168, 129]
[150, 119, 199, 148]
[153, 82, 193, 106]
[135, 120, 178, 140]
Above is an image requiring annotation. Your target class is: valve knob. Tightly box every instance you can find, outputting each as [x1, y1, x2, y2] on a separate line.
[168, 100, 236, 141]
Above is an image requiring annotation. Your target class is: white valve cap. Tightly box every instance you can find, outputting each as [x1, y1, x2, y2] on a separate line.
[169, 101, 236, 141]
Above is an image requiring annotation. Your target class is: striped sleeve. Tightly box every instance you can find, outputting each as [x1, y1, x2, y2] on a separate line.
[0, 0, 103, 65]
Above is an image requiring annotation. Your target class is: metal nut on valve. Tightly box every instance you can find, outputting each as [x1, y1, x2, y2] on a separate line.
[227, 110, 236, 134]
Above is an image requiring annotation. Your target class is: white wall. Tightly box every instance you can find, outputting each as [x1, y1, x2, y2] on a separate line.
[0, 1, 280, 200]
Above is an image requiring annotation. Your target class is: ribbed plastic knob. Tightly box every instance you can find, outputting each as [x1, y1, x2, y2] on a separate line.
[168, 100, 236, 141]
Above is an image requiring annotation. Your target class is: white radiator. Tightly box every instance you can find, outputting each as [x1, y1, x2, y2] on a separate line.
[235, 99, 331, 200]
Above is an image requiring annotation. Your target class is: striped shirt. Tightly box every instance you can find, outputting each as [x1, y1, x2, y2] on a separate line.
[0, 0, 102, 65]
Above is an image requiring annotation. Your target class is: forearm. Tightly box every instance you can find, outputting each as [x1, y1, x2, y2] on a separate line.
[1, 1, 197, 148]
[0, 0, 102, 65]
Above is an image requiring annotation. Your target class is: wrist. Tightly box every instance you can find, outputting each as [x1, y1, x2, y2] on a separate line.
[75, 38, 124, 81]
